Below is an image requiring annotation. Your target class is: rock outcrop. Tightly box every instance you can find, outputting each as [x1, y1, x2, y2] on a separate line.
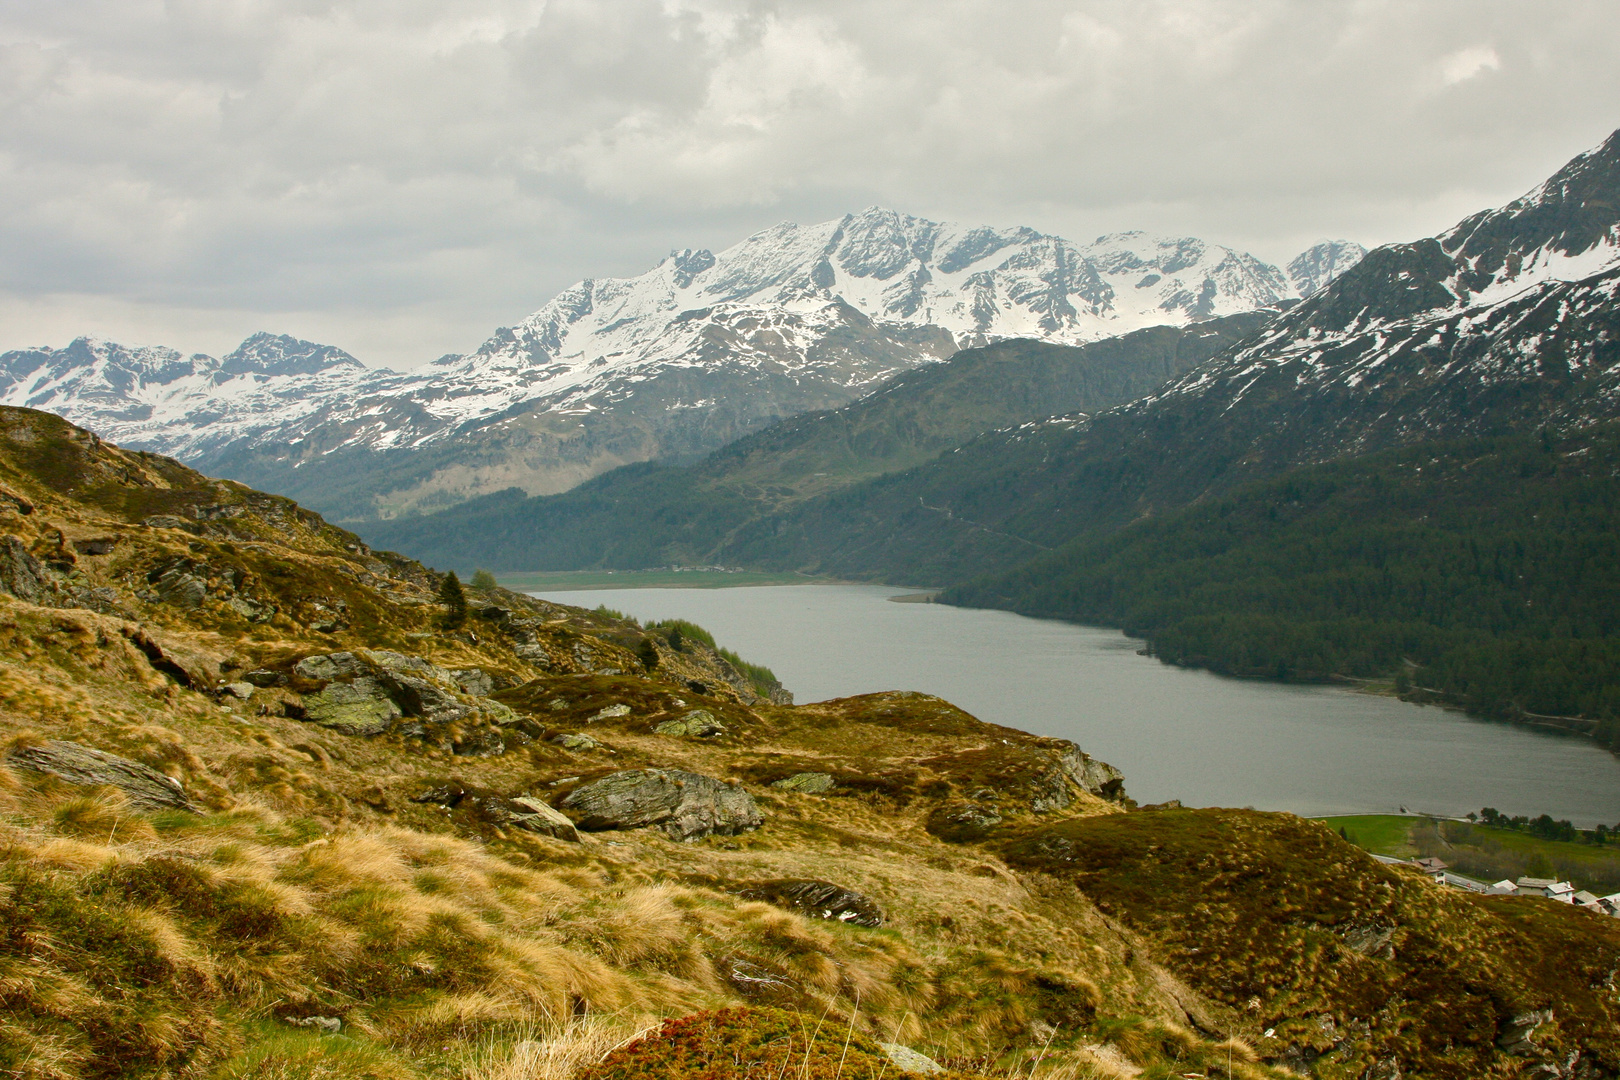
[1059, 743, 1126, 801]
[560, 768, 763, 841]
[5, 739, 198, 812]
[290, 649, 504, 740]
[733, 878, 884, 927]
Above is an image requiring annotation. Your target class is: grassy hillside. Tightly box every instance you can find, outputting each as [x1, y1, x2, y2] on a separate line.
[1003, 808, 1620, 1078]
[2, 403, 1615, 1080]
[944, 426, 1620, 740]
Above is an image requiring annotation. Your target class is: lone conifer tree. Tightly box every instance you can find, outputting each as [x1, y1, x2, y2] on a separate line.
[439, 570, 468, 630]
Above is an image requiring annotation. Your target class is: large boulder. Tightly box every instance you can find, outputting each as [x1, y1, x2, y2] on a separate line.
[6, 739, 198, 812]
[378, 671, 470, 724]
[560, 768, 763, 841]
[734, 878, 884, 927]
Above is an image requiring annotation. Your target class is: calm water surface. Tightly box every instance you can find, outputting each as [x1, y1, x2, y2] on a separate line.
[532, 583, 1620, 826]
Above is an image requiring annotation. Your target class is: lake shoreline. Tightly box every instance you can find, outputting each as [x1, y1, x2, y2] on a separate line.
[526, 582, 1620, 827]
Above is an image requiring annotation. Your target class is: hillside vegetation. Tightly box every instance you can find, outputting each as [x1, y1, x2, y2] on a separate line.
[2, 403, 1615, 1078]
[362, 315, 1269, 574]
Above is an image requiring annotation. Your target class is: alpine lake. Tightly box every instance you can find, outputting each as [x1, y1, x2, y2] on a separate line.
[522, 575, 1620, 827]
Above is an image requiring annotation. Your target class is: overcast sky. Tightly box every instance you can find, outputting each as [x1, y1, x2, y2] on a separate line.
[2, 1, 1618, 368]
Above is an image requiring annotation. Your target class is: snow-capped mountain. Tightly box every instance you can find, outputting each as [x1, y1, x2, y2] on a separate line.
[1052, 126, 1620, 485]
[0, 211, 1362, 520]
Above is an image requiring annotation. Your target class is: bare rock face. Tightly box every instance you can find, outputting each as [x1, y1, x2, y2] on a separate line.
[733, 878, 884, 927]
[6, 739, 198, 812]
[560, 768, 762, 841]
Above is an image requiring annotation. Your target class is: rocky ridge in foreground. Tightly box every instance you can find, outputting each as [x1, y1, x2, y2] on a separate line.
[0, 404, 1614, 1080]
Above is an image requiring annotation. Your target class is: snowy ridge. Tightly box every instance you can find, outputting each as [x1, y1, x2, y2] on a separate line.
[464, 210, 1311, 400]
[0, 208, 1362, 514]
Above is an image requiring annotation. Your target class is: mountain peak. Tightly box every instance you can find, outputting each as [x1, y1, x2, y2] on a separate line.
[220, 332, 363, 377]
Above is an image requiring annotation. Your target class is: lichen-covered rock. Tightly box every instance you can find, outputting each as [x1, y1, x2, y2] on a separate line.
[1028, 762, 1073, 813]
[589, 703, 631, 722]
[6, 739, 198, 812]
[880, 1043, 944, 1075]
[734, 878, 884, 926]
[770, 772, 835, 794]
[300, 676, 402, 736]
[654, 709, 724, 738]
[359, 649, 451, 682]
[926, 802, 1002, 843]
[552, 733, 598, 750]
[560, 768, 763, 841]
[244, 669, 287, 687]
[227, 596, 274, 623]
[0, 536, 47, 603]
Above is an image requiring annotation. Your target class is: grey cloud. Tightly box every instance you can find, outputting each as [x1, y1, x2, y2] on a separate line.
[0, 0, 1617, 367]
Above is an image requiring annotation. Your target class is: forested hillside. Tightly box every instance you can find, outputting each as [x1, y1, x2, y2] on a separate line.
[945, 425, 1620, 741]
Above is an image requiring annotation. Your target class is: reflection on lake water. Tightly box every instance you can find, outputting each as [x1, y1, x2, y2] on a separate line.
[532, 583, 1620, 826]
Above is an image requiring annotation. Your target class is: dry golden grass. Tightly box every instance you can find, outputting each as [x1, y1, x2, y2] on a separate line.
[0, 410, 1338, 1080]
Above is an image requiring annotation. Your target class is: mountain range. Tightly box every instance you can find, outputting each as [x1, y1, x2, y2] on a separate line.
[0, 213, 1362, 520]
[367, 128, 1620, 739]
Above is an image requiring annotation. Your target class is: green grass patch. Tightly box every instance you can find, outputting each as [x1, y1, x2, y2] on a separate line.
[1430, 820, 1620, 893]
[488, 569, 831, 591]
[1316, 814, 1417, 857]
